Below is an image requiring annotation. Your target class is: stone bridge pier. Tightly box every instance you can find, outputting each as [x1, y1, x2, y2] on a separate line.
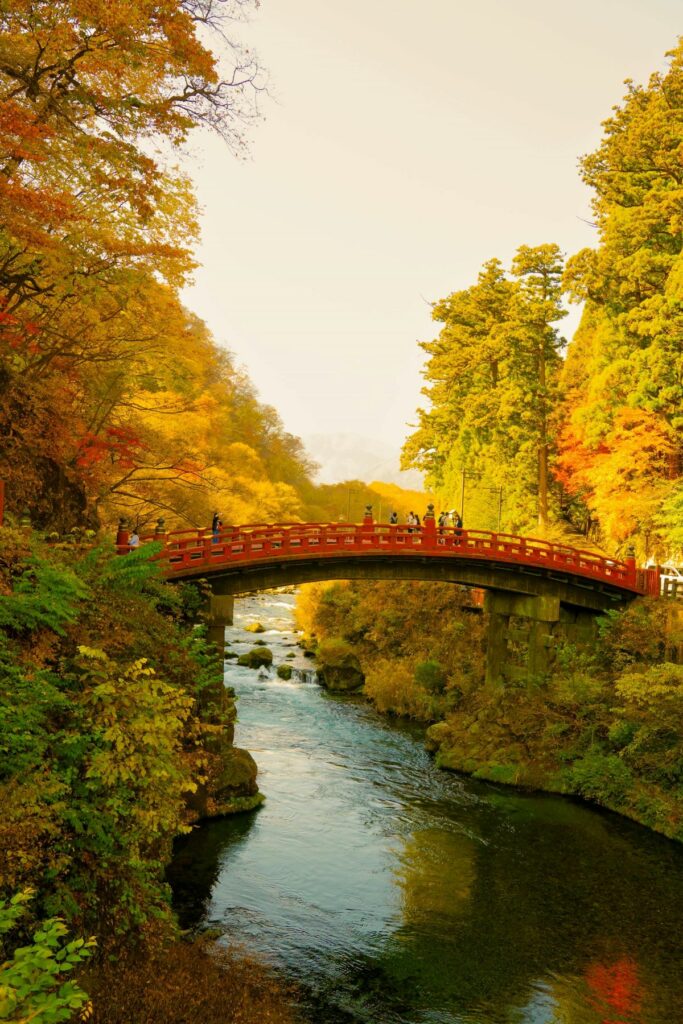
[205, 583, 235, 653]
[484, 591, 599, 686]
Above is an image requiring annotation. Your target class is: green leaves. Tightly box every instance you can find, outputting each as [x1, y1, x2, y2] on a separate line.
[403, 245, 566, 531]
[0, 890, 95, 1024]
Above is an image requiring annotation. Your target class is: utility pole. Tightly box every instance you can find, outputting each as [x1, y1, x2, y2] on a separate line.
[460, 468, 466, 522]
[498, 487, 503, 532]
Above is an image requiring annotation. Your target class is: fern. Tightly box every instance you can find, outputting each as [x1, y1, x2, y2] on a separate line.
[0, 554, 89, 636]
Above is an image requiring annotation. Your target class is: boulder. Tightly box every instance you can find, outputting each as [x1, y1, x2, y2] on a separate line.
[237, 647, 273, 669]
[245, 622, 266, 634]
[277, 664, 293, 680]
[316, 638, 364, 692]
[215, 747, 259, 800]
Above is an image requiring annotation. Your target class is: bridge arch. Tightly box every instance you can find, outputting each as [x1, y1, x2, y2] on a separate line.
[124, 522, 658, 686]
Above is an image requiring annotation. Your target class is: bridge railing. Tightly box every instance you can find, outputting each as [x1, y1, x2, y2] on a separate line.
[131, 522, 648, 593]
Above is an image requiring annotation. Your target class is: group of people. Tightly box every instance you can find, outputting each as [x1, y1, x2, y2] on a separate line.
[438, 510, 463, 530]
[393, 509, 463, 531]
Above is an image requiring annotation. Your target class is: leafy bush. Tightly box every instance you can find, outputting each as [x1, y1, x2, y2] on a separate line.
[607, 719, 638, 750]
[414, 660, 447, 694]
[0, 890, 95, 1024]
[596, 601, 669, 672]
[0, 530, 231, 948]
[567, 750, 634, 803]
[364, 659, 435, 721]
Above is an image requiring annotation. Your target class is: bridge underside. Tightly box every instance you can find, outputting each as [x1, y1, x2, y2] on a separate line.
[180, 553, 634, 614]
[188, 554, 634, 687]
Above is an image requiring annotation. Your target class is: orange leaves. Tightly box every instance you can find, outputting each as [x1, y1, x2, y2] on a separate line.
[556, 406, 678, 544]
[0, 100, 54, 163]
[75, 427, 146, 475]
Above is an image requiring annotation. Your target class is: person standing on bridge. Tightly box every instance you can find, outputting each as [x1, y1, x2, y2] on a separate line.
[389, 511, 398, 525]
[211, 511, 222, 544]
[128, 529, 140, 549]
[451, 510, 463, 546]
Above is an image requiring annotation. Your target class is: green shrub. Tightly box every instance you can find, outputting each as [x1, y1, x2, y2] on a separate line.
[0, 889, 95, 1024]
[567, 750, 634, 803]
[596, 601, 669, 672]
[607, 719, 638, 750]
[414, 660, 447, 694]
[364, 659, 435, 721]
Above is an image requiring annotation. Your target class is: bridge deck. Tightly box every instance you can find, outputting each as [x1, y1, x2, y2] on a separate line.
[133, 523, 658, 599]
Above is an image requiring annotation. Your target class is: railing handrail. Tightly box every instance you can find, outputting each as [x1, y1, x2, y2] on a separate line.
[139, 520, 630, 568]
[120, 521, 649, 595]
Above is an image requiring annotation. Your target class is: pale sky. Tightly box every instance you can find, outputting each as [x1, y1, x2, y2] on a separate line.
[182, 0, 681, 463]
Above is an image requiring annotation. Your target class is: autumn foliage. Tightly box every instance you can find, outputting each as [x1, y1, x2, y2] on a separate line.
[0, 0, 319, 533]
[403, 40, 683, 558]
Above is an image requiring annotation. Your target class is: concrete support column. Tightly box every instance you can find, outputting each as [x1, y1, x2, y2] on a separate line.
[206, 593, 234, 655]
[484, 590, 561, 686]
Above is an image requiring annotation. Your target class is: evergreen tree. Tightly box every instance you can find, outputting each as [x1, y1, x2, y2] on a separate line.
[402, 247, 565, 532]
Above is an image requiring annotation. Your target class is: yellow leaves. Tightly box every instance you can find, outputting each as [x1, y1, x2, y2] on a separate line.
[77, 645, 107, 661]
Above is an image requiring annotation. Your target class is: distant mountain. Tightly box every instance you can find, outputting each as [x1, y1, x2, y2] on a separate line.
[304, 432, 424, 489]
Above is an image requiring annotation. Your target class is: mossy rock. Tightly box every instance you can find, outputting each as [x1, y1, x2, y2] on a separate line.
[224, 649, 238, 659]
[245, 622, 266, 633]
[285, 652, 296, 660]
[316, 638, 364, 692]
[215, 747, 259, 799]
[237, 647, 273, 669]
[253, 639, 267, 646]
[277, 664, 293, 680]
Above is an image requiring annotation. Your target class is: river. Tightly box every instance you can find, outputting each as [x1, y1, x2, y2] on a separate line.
[168, 592, 683, 1024]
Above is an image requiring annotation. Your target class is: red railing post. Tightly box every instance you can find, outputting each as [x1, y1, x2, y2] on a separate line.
[648, 566, 662, 598]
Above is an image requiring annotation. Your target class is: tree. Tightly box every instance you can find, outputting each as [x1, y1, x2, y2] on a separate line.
[506, 244, 566, 528]
[559, 39, 683, 552]
[402, 247, 565, 531]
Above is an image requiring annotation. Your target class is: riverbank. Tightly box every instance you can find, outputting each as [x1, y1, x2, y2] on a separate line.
[168, 591, 683, 1024]
[298, 579, 683, 844]
[0, 528, 291, 1022]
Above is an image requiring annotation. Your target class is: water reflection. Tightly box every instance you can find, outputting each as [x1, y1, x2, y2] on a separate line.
[169, 593, 683, 1024]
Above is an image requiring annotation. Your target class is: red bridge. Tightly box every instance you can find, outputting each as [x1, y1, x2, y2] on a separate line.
[123, 520, 659, 611]
[120, 519, 660, 685]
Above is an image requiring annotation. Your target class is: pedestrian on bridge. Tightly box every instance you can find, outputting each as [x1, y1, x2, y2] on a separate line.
[389, 511, 398, 525]
[211, 511, 222, 544]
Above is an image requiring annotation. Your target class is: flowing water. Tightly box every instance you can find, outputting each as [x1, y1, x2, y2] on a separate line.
[168, 593, 683, 1024]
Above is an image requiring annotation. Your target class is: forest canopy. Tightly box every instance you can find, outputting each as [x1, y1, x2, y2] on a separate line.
[403, 40, 683, 559]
